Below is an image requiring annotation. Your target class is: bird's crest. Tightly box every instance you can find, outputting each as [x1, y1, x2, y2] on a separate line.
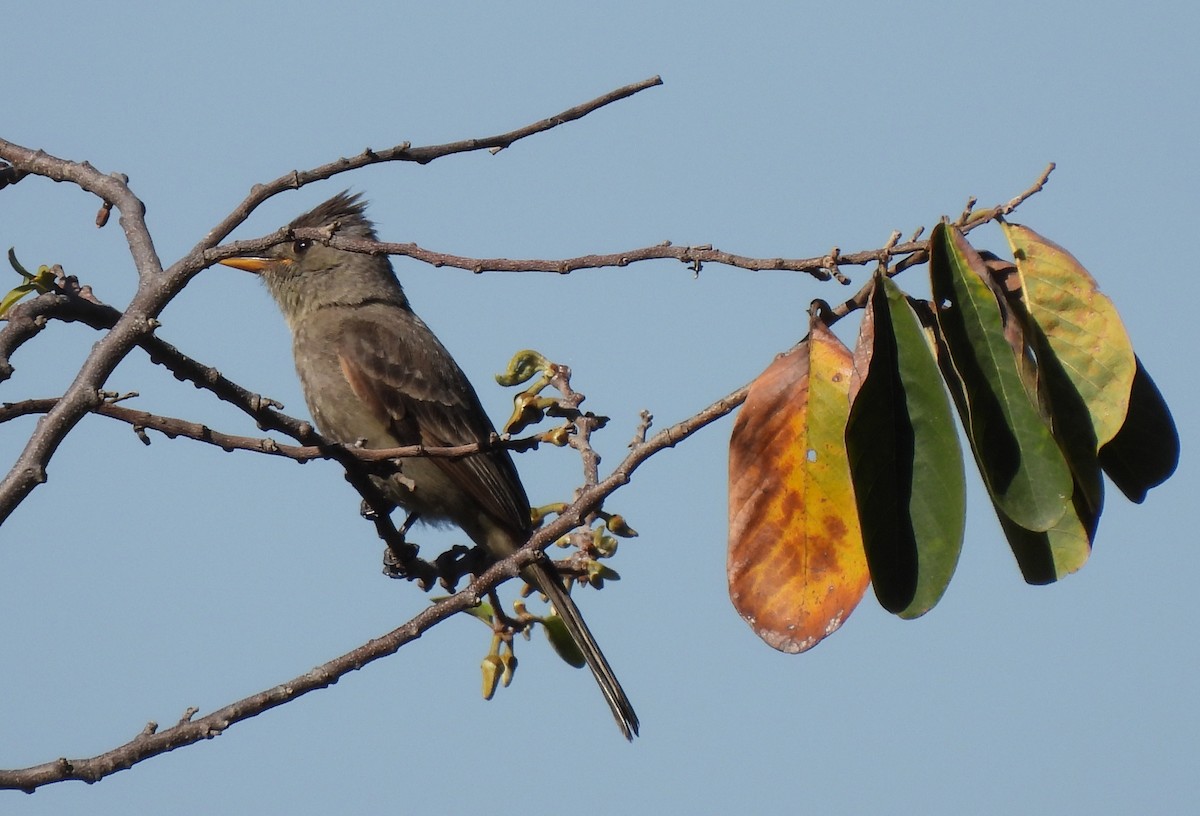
[288, 191, 377, 239]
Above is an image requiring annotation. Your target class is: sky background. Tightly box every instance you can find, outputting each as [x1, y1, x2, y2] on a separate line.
[2, 2, 1197, 813]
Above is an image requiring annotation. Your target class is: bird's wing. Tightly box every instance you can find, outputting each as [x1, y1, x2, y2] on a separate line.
[334, 310, 531, 536]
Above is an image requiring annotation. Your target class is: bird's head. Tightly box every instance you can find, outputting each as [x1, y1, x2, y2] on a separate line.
[220, 191, 407, 323]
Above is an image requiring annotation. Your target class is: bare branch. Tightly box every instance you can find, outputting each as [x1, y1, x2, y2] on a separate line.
[825, 163, 1057, 323]
[0, 77, 663, 526]
[0, 158, 1052, 529]
[0, 397, 540, 463]
[287, 235, 846, 280]
[209, 162, 1057, 281]
[0, 376, 743, 792]
[198, 75, 664, 250]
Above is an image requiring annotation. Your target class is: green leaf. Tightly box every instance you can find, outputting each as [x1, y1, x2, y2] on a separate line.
[927, 307, 1094, 584]
[929, 223, 1072, 533]
[542, 613, 586, 668]
[7, 247, 33, 278]
[0, 252, 58, 317]
[1019, 334, 1101, 580]
[0, 283, 38, 317]
[994, 494, 1093, 584]
[846, 274, 965, 618]
[1031, 322, 1105, 521]
[434, 595, 494, 625]
[1098, 356, 1179, 503]
[977, 254, 1102, 581]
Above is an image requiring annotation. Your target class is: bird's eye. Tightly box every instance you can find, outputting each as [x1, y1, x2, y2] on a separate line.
[292, 239, 312, 254]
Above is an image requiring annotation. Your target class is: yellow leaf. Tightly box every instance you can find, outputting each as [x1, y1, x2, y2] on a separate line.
[1001, 223, 1136, 447]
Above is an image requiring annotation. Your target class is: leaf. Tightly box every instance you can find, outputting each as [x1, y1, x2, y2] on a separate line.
[926, 308, 1095, 583]
[1001, 222, 1136, 448]
[542, 613, 586, 668]
[980, 254, 1103, 580]
[0, 283, 39, 317]
[1098, 356, 1179, 503]
[929, 223, 1072, 532]
[1028, 317, 1105, 521]
[0, 252, 58, 317]
[7, 247, 33, 278]
[1017, 339, 1102, 581]
[845, 274, 965, 618]
[495, 349, 552, 386]
[728, 309, 868, 653]
[436, 596, 496, 625]
[994, 494, 1094, 584]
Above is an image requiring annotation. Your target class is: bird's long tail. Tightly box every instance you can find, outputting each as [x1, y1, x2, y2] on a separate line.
[524, 560, 639, 740]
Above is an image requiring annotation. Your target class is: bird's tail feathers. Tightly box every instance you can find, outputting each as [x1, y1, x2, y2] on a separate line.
[524, 560, 639, 740]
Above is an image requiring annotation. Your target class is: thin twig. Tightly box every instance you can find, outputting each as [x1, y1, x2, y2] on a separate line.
[198, 76, 664, 250]
[206, 162, 1057, 281]
[0, 398, 539, 463]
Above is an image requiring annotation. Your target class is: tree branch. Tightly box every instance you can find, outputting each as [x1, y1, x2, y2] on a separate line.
[0, 69, 1056, 788]
[206, 162, 1057, 280]
[0, 76, 664, 526]
[0, 397, 540, 463]
[0, 376, 742, 792]
[197, 75, 664, 250]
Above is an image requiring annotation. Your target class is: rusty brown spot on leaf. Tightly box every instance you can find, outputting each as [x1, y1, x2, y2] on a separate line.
[728, 317, 870, 654]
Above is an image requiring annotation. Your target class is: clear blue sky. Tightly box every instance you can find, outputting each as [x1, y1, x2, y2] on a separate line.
[2, 2, 1197, 813]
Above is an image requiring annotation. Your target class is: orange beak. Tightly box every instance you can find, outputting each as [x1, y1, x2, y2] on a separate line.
[219, 256, 278, 273]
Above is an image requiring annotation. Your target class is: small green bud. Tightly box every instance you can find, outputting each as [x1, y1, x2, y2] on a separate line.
[593, 533, 618, 558]
[539, 424, 571, 446]
[529, 503, 567, 527]
[500, 652, 518, 687]
[605, 513, 638, 538]
[502, 390, 546, 434]
[586, 561, 621, 589]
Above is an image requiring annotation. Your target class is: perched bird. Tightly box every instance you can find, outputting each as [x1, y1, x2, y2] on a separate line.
[221, 192, 638, 739]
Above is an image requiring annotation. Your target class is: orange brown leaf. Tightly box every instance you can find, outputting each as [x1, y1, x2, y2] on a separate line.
[728, 316, 868, 653]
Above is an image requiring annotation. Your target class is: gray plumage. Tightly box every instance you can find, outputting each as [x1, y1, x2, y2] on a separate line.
[225, 192, 638, 739]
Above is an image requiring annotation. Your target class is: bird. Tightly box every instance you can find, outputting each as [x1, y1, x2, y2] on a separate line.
[220, 192, 638, 739]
